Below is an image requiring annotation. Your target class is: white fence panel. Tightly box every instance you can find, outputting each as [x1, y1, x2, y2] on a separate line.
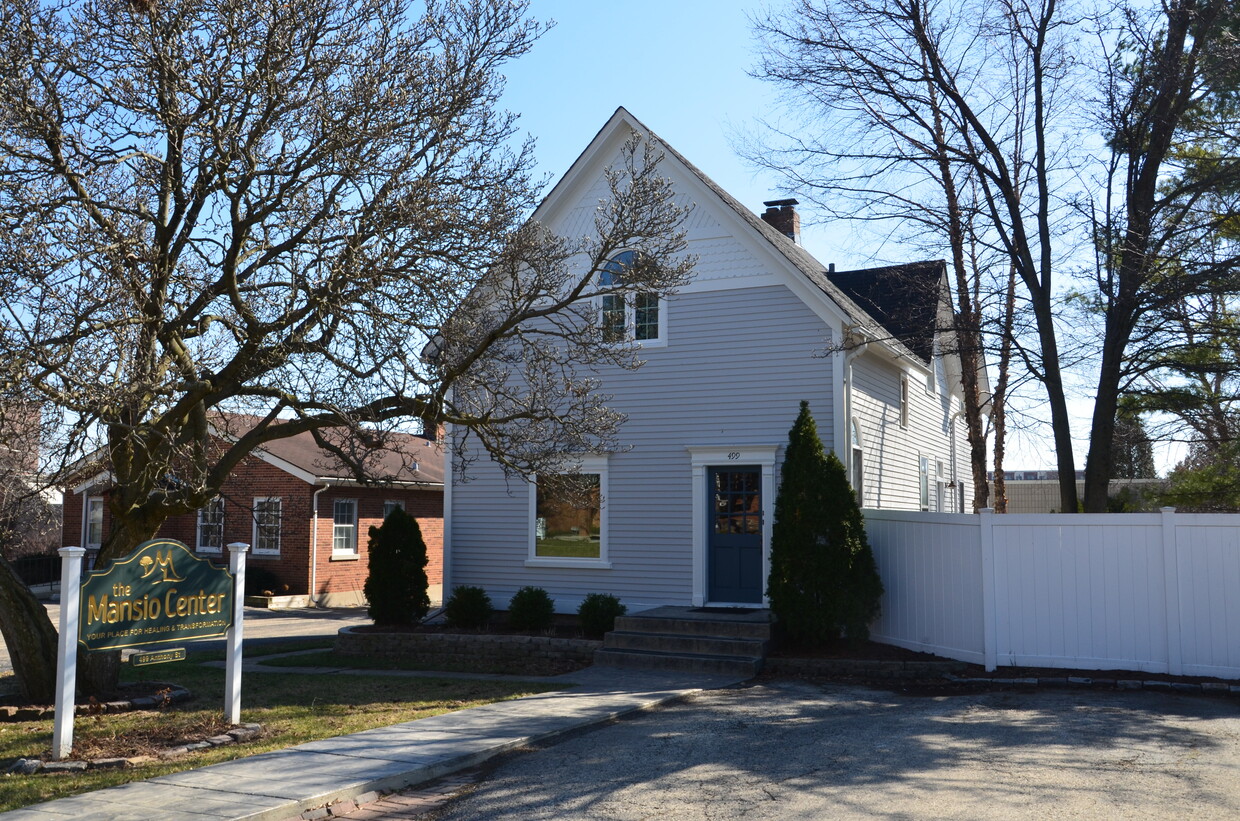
[991, 514, 1169, 673]
[1176, 518, 1240, 678]
[864, 510, 985, 665]
[862, 508, 1240, 680]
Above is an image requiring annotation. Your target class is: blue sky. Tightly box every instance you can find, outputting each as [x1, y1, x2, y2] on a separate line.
[500, 0, 860, 268]
[497, 2, 1183, 474]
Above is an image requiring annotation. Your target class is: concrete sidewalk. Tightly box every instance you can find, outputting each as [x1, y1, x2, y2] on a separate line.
[1, 667, 740, 821]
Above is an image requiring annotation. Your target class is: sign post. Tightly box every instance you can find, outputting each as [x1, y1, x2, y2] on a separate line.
[51, 538, 242, 760]
[224, 542, 249, 724]
[52, 546, 84, 761]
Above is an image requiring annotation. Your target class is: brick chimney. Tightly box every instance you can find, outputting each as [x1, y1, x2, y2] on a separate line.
[760, 198, 801, 245]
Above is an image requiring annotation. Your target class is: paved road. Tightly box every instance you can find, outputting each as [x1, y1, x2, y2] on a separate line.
[425, 680, 1240, 820]
[0, 604, 369, 675]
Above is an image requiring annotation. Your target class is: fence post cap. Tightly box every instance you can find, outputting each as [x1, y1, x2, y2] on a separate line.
[226, 542, 250, 553]
[57, 546, 86, 558]
[1160, 506, 1176, 514]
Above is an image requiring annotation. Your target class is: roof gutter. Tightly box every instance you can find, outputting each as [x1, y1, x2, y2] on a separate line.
[313, 477, 443, 490]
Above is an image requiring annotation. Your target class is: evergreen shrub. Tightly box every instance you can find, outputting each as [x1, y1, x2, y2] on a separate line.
[767, 400, 883, 644]
[444, 585, 493, 629]
[577, 593, 626, 638]
[363, 508, 431, 625]
[507, 586, 555, 632]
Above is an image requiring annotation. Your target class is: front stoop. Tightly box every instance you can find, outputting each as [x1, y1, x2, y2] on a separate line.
[594, 606, 773, 679]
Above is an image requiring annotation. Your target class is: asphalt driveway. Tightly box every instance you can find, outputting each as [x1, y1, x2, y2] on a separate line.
[427, 679, 1240, 820]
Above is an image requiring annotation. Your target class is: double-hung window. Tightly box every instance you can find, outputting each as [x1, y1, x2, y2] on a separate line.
[196, 497, 224, 553]
[529, 455, 609, 567]
[253, 497, 282, 555]
[333, 499, 358, 555]
[84, 496, 104, 551]
[600, 251, 663, 344]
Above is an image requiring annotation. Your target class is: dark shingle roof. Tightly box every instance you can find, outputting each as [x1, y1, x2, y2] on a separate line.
[826, 261, 946, 362]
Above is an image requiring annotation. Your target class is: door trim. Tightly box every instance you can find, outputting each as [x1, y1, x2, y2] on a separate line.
[686, 445, 780, 607]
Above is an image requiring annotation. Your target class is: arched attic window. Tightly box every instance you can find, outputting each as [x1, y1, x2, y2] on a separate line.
[600, 250, 661, 343]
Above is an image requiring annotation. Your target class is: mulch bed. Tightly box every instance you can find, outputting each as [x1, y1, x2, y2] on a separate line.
[352, 613, 591, 640]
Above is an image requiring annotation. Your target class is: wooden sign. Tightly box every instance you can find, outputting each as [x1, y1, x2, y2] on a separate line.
[78, 539, 234, 651]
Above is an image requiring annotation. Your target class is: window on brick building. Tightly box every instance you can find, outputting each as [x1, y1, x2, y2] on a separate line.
[84, 496, 104, 552]
[333, 499, 358, 554]
[253, 497, 282, 554]
[383, 500, 403, 520]
[196, 497, 224, 553]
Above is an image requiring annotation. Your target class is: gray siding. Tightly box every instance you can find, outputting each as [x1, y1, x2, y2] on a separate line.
[450, 284, 834, 612]
[851, 352, 964, 512]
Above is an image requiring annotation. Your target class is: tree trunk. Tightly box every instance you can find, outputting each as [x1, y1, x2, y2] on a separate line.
[75, 491, 168, 696]
[0, 555, 60, 703]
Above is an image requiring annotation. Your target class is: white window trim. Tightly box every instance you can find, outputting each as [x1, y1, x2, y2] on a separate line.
[196, 497, 224, 553]
[899, 373, 910, 428]
[919, 455, 931, 511]
[526, 454, 611, 569]
[686, 444, 780, 608]
[850, 417, 864, 506]
[332, 498, 359, 555]
[252, 496, 282, 555]
[83, 495, 104, 551]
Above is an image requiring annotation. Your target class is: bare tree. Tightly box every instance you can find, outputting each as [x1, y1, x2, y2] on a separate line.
[751, 0, 1240, 512]
[747, 0, 1080, 511]
[0, 0, 692, 696]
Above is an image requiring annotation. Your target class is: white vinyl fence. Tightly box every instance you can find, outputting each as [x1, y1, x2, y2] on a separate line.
[864, 508, 1240, 680]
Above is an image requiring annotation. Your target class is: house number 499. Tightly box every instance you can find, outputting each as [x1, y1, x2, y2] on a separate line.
[727, 451, 740, 460]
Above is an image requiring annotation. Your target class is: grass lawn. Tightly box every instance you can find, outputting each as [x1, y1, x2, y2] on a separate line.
[0, 642, 564, 813]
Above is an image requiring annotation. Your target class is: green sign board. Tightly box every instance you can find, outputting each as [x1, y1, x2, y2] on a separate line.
[79, 539, 234, 651]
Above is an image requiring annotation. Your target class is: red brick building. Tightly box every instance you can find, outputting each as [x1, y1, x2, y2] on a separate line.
[62, 429, 444, 607]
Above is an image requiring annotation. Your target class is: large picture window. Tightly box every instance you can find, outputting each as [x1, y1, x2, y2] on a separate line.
[600, 251, 662, 344]
[253, 497, 282, 555]
[196, 497, 224, 553]
[529, 456, 609, 566]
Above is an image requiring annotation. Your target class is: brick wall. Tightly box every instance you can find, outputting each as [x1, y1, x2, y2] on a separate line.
[312, 488, 444, 605]
[336, 628, 600, 676]
[62, 457, 445, 604]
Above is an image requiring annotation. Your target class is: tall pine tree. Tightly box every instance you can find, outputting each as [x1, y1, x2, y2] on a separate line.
[767, 401, 883, 644]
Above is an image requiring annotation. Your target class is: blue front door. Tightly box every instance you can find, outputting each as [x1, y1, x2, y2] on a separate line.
[707, 466, 763, 603]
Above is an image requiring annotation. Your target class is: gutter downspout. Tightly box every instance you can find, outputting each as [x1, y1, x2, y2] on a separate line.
[311, 483, 330, 607]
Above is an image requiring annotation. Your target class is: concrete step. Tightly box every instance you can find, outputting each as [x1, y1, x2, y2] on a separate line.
[593, 648, 763, 678]
[603, 630, 766, 659]
[614, 615, 773, 641]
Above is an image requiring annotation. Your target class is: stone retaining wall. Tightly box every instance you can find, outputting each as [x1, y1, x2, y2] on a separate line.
[336, 628, 601, 676]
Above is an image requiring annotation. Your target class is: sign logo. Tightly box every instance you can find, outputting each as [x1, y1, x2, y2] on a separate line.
[78, 539, 234, 651]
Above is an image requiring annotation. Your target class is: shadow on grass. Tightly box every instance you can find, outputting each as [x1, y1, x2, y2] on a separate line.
[0, 646, 561, 813]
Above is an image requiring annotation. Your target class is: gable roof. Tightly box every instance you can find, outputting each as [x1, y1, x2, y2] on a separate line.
[212, 415, 444, 488]
[66, 417, 445, 493]
[549, 108, 941, 366]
